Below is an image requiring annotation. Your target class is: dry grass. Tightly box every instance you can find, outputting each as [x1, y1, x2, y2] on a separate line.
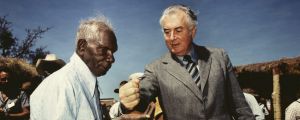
[0, 57, 38, 83]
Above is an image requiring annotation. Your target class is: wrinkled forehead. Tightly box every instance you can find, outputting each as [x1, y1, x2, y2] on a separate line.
[97, 30, 118, 52]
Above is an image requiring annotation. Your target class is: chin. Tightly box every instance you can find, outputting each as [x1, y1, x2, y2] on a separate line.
[171, 51, 183, 56]
[96, 72, 105, 77]
[97, 70, 109, 77]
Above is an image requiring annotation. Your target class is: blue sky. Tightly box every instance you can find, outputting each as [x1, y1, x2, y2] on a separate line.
[1, 0, 300, 99]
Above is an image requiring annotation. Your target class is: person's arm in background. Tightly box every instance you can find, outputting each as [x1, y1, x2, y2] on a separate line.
[7, 91, 30, 119]
[109, 102, 121, 119]
[7, 106, 29, 118]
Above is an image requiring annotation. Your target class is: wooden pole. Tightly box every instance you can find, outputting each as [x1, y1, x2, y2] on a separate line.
[272, 67, 281, 120]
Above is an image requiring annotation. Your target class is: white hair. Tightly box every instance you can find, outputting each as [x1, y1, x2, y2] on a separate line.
[76, 16, 114, 46]
[159, 4, 198, 30]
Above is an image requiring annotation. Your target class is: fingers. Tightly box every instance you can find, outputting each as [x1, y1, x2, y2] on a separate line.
[123, 91, 140, 101]
[131, 78, 140, 87]
[119, 79, 141, 110]
[144, 102, 155, 115]
[120, 114, 150, 120]
[122, 98, 140, 110]
[119, 88, 139, 99]
[119, 79, 140, 99]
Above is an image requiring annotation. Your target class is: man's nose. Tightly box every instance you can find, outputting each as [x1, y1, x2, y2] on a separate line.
[170, 31, 176, 41]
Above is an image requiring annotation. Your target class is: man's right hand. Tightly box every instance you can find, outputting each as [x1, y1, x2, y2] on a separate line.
[119, 78, 140, 110]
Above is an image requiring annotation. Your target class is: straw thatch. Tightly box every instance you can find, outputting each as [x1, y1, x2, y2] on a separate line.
[234, 56, 300, 75]
[233, 56, 300, 119]
[0, 57, 38, 84]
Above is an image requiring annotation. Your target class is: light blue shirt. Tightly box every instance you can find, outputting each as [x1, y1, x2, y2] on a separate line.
[30, 53, 102, 120]
[175, 44, 199, 69]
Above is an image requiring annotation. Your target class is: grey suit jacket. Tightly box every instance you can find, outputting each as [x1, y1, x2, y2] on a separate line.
[138, 45, 254, 120]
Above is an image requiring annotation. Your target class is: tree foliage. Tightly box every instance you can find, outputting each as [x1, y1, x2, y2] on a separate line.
[0, 15, 50, 64]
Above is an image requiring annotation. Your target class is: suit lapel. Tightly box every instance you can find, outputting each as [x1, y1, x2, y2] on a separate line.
[195, 45, 212, 95]
[198, 57, 212, 94]
[162, 53, 203, 102]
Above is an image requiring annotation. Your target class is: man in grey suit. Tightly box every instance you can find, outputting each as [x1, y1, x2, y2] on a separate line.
[119, 4, 255, 120]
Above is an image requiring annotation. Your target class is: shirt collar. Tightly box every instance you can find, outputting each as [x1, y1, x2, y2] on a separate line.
[70, 52, 97, 97]
[175, 44, 198, 65]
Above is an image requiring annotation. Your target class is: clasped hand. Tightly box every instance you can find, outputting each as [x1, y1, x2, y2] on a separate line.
[119, 78, 140, 110]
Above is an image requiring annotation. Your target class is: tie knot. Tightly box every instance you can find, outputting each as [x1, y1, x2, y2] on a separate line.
[183, 55, 193, 63]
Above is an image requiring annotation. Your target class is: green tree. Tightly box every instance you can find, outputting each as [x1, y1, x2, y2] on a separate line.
[0, 15, 50, 64]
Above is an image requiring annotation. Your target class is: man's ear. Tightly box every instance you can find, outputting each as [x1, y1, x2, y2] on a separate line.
[191, 27, 197, 39]
[76, 39, 88, 56]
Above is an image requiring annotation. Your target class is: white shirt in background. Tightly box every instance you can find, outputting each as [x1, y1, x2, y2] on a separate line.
[243, 93, 265, 120]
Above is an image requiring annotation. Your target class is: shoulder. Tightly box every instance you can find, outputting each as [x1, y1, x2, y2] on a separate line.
[197, 45, 226, 58]
[288, 100, 300, 108]
[243, 93, 256, 101]
[194, 45, 229, 63]
[31, 64, 77, 99]
[146, 52, 169, 67]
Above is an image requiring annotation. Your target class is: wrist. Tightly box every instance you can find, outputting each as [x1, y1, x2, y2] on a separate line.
[119, 103, 132, 114]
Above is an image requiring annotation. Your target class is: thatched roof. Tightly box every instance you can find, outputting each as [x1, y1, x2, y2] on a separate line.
[234, 56, 300, 75]
[0, 57, 38, 83]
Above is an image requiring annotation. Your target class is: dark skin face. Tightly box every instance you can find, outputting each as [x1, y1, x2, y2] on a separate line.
[0, 71, 8, 85]
[76, 30, 118, 77]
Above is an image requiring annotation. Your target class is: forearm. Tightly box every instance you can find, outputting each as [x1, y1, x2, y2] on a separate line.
[8, 107, 29, 118]
[8, 112, 29, 117]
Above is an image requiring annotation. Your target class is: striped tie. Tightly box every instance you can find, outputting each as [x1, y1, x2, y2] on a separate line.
[183, 55, 201, 88]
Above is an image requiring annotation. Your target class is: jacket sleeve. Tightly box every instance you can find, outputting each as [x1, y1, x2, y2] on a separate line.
[137, 62, 160, 112]
[222, 50, 255, 120]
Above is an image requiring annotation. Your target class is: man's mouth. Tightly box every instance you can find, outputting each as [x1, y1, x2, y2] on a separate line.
[171, 43, 180, 48]
[102, 63, 111, 71]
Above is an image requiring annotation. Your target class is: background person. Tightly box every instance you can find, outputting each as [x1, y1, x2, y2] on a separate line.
[0, 67, 30, 120]
[243, 92, 265, 120]
[35, 54, 66, 78]
[285, 89, 300, 120]
[110, 80, 128, 119]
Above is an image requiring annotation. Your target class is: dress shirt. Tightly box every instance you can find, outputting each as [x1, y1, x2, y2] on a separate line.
[244, 93, 264, 120]
[175, 44, 199, 68]
[30, 53, 102, 120]
[285, 98, 300, 120]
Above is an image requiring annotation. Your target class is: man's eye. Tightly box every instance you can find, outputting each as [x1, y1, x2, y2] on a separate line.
[100, 48, 109, 54]
[164, 31, 170, 35]
[176, 28, 182, 32]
